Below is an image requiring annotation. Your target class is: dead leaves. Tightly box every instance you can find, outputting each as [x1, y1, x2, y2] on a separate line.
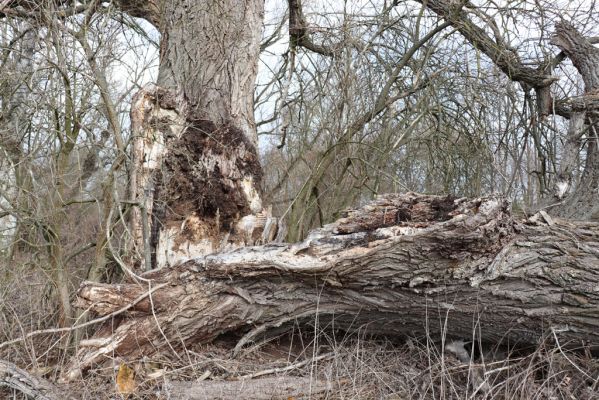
[116, 363, 136, 396]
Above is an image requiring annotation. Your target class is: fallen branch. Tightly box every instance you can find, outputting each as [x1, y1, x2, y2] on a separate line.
[163, 376, 334, 399]
[0, 282, 169, 350]
[0, 359, 74, 400]
[237, 353, 333, 380]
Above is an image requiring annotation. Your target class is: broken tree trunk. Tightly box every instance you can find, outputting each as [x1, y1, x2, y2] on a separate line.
[126, 0, 270, 272]
[64, 193, 599, 380]
[127, 85, 269, 271]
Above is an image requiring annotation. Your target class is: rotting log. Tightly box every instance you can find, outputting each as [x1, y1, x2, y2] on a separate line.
[0, 359, 74, 400]
[64, 193, 599, 380]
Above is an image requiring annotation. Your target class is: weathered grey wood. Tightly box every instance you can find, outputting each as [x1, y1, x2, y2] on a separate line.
[163, 377, 332, 399]
[0, 359, 73, 400]
[63, 193, 599, 380]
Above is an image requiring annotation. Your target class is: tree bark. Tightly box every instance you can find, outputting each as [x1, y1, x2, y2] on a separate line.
[0, 359, 74, 400]
[64, 193, 599, 380]
[127, 0, 269, 270]
[549, 21, 599, 219]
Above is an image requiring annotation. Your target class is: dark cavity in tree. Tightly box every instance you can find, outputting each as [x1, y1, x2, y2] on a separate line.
[159, 118, 262, 235]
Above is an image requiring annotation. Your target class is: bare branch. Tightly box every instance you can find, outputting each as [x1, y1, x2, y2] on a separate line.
[288, 0, 337, 56]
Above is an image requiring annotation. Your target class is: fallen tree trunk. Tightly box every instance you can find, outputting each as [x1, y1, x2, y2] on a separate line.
[64, 193, 599, 380]
[0, 359, 74, 400]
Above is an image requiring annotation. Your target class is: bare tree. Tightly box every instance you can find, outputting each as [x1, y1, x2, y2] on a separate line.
[0, 2, 155, 343]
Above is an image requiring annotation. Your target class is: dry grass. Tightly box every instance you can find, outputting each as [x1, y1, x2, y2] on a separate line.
[2, 327, 592, 399]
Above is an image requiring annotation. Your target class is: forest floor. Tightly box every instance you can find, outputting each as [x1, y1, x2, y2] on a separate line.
[2, 326, 599, 399]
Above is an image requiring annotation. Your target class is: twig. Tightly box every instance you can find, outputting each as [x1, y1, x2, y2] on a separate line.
[65, 242, 96, 263]
[551, 329, 593, 380]
[237, 353, 334, 380]
[0, 0, 11, 12]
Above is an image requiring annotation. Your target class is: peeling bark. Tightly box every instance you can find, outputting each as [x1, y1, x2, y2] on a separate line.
[127, 0, 270, 270]
[128, 86, 274, 270]
[64, 193, 599, 380]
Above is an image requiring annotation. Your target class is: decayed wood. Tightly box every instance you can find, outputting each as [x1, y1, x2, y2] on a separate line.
[127, 84, 275, 271]
[163, 376, 332, 400]
[126, 0, 268, 271]
[0, 359, 74, 400]
[64, 193, 599, 380]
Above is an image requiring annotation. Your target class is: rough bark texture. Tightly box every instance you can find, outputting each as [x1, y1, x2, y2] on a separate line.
[127, 0, 269, 270]
[0, 359, 74, 400]
[552, 21, 599, 91]
[549, 21, 599, 219]
[64, 193, 599, 380]
[158, 0, 263, 141]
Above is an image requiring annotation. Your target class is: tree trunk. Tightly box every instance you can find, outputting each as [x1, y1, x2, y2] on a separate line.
[127, 0, 268, 271]
[64, 193, 599, 380]
[549, 21, 599, 220]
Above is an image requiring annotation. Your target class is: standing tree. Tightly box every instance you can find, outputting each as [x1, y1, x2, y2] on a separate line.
[121, 0, 269, 270]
